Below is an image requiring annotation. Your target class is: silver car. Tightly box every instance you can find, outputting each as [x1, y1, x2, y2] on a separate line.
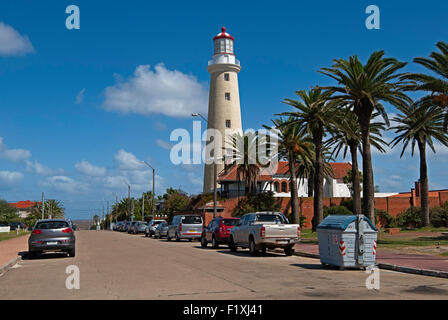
[135, 221, 148, 234]
[28, 219, 76, 258]
[154, 222, 169, 238]
[167, 215, 203, 241]
[145, 219, 167, 237]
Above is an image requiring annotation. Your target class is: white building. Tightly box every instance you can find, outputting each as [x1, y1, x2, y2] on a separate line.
[217, 161, 353, 198]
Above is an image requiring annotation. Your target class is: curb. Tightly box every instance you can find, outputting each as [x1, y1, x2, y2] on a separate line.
[0, 255, 22, 276]
[292, 250, 448, 279]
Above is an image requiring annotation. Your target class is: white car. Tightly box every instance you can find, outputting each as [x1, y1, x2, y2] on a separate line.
[145, 219, 167, 237]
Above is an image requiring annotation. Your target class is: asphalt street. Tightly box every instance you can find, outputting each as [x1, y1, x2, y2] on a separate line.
[1, 230, 448, 299]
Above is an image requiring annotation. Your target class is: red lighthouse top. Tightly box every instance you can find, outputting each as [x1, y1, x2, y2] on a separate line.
[213, 27, 234, 41]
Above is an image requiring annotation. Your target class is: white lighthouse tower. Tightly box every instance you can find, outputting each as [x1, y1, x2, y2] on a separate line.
[203, 27, 243, 193]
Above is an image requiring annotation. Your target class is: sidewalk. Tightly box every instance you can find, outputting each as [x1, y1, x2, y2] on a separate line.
[293, 243, 448, 276]
[0, 235, 28, 272]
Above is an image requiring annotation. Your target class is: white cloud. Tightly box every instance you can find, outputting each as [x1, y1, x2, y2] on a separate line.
[0, 22, 34, 56]
[41, 176, 88, 194]
[75, 88, 86, 104]
[25, 160, 64, 176]
[114, 149, 145, 171]
[102, 63, 208, 117]
[75, 160, 106, 177]
[0, 137, 31, 162]
[156, 139, 173, 150]
[0, 171, 24, 189]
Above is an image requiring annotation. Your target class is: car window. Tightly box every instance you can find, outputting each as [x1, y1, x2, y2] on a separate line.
[35, 221, 69, 229]
[255, 214, 288, 224]
[181, 216, 202, 224]
[222, 219, 239, 226]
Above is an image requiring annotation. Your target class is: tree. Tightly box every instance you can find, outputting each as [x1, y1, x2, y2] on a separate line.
[326, 111, 387, 214]
[391, 102, 448, 226]
[0, 200, 19, 223]
[320, 51, 410, 222]
[264, 117, 314, 224]
[402, 41, 448, 128]
[232, 192, 281, 217]
[280, 88, 337, 231]
[343, 169, 363, 198]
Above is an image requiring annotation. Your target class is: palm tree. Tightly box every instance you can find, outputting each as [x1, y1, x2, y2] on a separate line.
[227, 132, 262, 195]
[319, 51, 410, 222]
[264, 117, 314, 224]
[280, 88, 337, 231]
[402, 41, 448, 128]
[326, 111, 388, 214]
[390, 102, 448, 226]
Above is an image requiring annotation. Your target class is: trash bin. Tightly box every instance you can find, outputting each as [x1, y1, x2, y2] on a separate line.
[317, 215, 378, 269]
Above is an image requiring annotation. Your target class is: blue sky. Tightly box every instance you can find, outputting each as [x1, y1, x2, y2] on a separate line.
[1, 0, 448, 219]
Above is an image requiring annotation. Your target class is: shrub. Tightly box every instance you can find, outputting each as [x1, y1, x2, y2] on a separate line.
[375, 209, 396, 228]
[232, 191, 281, 217]
[395, 207, 423, 229]
[430, 203, 448, 227]
[323, 205, 353, 218]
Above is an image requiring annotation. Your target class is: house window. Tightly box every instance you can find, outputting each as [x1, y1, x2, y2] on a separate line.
[224, 73, 230, 81]
[274, 182, 279, 192]
[225, 92, 231, 101]
[281, 182, 287, 193]
[226, 120, 231, 128]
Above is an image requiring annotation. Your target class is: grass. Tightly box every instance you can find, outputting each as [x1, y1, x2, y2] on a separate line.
[0, 230, 30, 242]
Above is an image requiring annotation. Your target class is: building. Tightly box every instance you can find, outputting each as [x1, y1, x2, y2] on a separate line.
[203, 27, 243, 193]
[217, 161, 353, 198]
[9, 200, 40, 218]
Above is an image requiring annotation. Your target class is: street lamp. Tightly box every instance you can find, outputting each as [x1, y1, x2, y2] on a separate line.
[192, 113, 218, 218]
[142, 161, 156, 221]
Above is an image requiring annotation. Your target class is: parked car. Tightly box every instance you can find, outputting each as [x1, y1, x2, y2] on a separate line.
[28, 219, 76, 258]
[201, 217, 240, 248]
[113, 221, 122, 231]
[135, 221, 148, 234]
[167, 215, 203, 241]
[229, 212, 300, 256]
[154, 222, 169, 239]
[9, 222, 27, 230]
[145, 219, 167, 237]
[122, 221, 132, 232]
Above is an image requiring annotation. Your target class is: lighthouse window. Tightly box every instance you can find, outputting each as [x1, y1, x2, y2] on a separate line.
[226, 120, 231, 128]
[225, 92, 231, 101]
[224, 73, 230, 81]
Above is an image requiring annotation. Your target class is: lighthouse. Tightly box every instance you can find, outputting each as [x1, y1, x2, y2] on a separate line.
[203, 27, 243, 193]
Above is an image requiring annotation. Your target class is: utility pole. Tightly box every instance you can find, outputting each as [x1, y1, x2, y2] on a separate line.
[128, 185, 131, 221]
[115, 195, 118, 222]
[142, 193, 145, 222]
[131, 199, 134, 221]
[41, 192, 45, 220]
[107, 201, 110, 229]
[142, 161, 156, 221]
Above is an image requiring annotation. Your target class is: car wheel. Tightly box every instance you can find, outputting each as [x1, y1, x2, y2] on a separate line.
[68, 248, 76, 257]
[284, 245, 294, 256]
[188, 238, 192, 242]
[261, 247, 267, 255]
[249, 237, 258, 256]
[175, 233, 180, 242]
[167, 234, 171, 241]
[145, 232, 148, 237]
[200, 235, 208, 248]
[229, 236, 237, 252]
[212, 236, 219, 249]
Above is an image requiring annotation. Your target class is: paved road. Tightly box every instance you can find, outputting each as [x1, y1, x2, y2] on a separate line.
[1, 230, 448, 299]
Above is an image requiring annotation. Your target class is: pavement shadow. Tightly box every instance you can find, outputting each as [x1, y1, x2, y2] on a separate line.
[21, 251, 69, 260]
[290, 263, 328, 270]
[216, 249, 287, 258]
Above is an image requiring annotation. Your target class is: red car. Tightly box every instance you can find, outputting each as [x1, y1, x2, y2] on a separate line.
[201, 217, 240, 248]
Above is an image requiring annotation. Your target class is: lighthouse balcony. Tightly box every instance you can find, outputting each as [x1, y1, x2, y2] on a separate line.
[208, 54, 240, 66]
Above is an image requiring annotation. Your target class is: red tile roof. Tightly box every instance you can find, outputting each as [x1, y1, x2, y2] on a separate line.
[218, 161, 352, 182]
[9, 200, 40, 209]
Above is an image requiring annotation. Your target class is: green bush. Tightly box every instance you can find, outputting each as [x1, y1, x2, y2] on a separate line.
[232, 191, 281, 217]
[323, 205, 353, 218]
[375, 209, 396, 228]
[430, 203, 448, 227]
[395, 207, 423, 229]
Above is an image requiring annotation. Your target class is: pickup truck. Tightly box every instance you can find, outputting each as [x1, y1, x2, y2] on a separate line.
[229, 212, 300, 256]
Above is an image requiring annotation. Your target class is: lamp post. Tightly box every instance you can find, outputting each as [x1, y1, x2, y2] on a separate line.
[142, 161, 156, 221]
[192, 113, 217, 218]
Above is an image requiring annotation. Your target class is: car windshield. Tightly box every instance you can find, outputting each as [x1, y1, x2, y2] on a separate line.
[255, 214, 288, 224]
[182, 216, 202, 224]
[35, 221, 69, 229]
[222, 219, 239, 226]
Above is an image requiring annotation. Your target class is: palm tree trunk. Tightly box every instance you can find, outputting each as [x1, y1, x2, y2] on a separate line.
[312, 129, 324, 232]
[307, 172, 314, 197]
[418, 139, 430, 227]
[288, 151, 300, 224]
[359, 116, 375, 222]
[349, 142, 362, 215]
